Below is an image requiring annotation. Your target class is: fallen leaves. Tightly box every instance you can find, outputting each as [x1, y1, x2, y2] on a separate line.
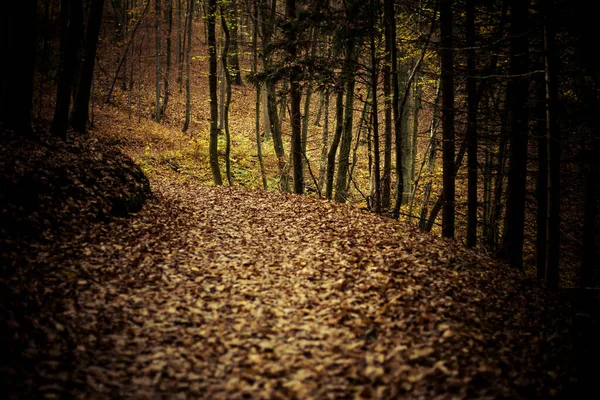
[1, 166, 579, 399]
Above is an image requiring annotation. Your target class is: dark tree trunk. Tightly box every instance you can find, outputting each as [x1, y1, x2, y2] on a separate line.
[335, 37, 357, 203]
[382, 27, 392, 210]
[502, 0, 530, 270]
[465, 0, 477, 247]
[51, 0, 83, 138]
[208, 0, 222, 185]
[440, 0, 455, 238]
[182, 0, 192, 132]
[287, 0, 303, 194]
[535, 47, 548, 280]
[155, 0, 162, 122]
[370, 2, 381, 213]
[326, 87, 345, 200]
[71, 0, 106, 133]
[160, 0, 173, 117]
[221, 11, 233, 185]
[543, 0, 559, 288]
[386, 0, 404, 217]
[1, 0, 38, 135]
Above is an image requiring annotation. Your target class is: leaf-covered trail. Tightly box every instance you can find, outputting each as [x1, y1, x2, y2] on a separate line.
[4, 175, 575, 399]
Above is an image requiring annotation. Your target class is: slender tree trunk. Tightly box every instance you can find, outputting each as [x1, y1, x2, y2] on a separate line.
[287, 0, 303, 194]
[386, 0, 403, 217]
[370, 7, 381, 213]
[382, 10, 393, 210]
[221, 11, 233, 185]
[502, 0, 530, 270]
[228, 0, 242, 85]
[177, 0, 183, 85]
[208, 0, 222, 185]
[440, 0, 455, 238]
[335, 37, 357, 203]
[465, 0, 477, 247]
[410, 76, 421, 204]
[51, 0, 83, 138]
[252, 0, 267, 189]
[544, 0, 559, 288]
[182, 0, 192, 132]
[318, 89, 330, 191]
[418, 81, 441, 229]
[326, 86, 344, 199]
[155, 0, 162, 122]
[71, 0, 105, 133]
[535, 48, 548, 280]
[398, 63, 411, 205]
[160, 0, 173, 117]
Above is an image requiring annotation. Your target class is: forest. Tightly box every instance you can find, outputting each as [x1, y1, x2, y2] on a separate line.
[1, 0, 599, 398]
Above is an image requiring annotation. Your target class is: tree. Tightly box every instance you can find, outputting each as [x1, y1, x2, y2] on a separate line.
[208, 0, 223, 185]
[439, 0, 455, 238]
[0, 0, 38, 135]
[155, 0, 162, 122]
[286, 0, 303, 194]
[369, 0, 381, 213]
[182, 0, 193, 132]
[71, 0, 106, 133]
[51, 0, 83, 138]
[465, 0, 477, 247]
[502, 0, 530, 270]
[542, 0, 559, 288]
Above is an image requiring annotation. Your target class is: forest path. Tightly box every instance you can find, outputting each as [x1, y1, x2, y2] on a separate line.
[6, 174, 574, 399]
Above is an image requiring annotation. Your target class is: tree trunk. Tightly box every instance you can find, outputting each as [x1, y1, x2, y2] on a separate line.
[335, 36, 357, 203]
[440, 0, 455, 238]
[182, 0, 192, 132]
[370, 5, 381, 213]
[544, 0, 559, 288]
[160, 0, 173, 117]
[155, 0, 162, 122]
[382, 8, 393, 210]
[465, 0, 477, 247]
[252, 0, 267, 189]
[535, 47, 548, 280]
[386, 0, 403, 217]
[326, 86, 345, 200]
[71, 0, 106, 133]
[208, 0, 222, 185]
[51, 0, 83, 138]
[221, 11, 233, 185]
[318, 89, 330, 191]
[287, 0, 303, 194]
[502, 0, 530, 270]
[228, 0, 242, 85]
[1, 0, 38, 135]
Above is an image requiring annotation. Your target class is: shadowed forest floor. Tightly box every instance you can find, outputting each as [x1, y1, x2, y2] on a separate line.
[1, 151, 586, 398]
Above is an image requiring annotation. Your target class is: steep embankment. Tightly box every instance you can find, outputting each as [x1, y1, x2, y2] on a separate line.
[1, 140, 580, 398]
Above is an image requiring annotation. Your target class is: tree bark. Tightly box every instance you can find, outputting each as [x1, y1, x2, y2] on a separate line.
[287, 0, 303, 194]
[335, 36, 357, 203]
[182, 0, 192, 132]
[543, 0, 559, 288]
[502, 0, 530, 270]
[326, 86, 345, 200]
[51, 0, 83, 138]
[208, 0, 222, 185]
[1, 0, 38, 135]
[370, 4, 381, 213]
[465, 0, 477, 247]
[71, 0, 106, 133]
[440, 0, 455, 238]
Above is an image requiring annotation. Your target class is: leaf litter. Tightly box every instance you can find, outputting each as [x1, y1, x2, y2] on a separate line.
[1, 169, 579, 399]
